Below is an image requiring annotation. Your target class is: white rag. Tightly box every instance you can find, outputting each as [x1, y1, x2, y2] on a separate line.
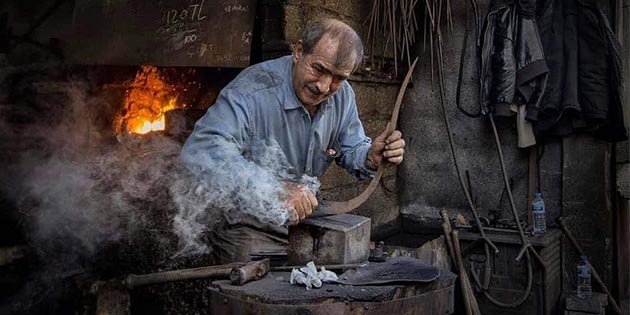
[289, 261, 338, 290]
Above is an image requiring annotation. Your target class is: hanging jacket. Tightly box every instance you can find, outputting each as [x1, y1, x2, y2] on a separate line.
[480, 0, 549, 118]
[581, 0, 626, 142]
[535, 0, 627, 141]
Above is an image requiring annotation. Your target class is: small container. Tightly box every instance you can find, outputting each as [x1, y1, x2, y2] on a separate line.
[577, 255, 592, 299]
[532, 192, 546, 234]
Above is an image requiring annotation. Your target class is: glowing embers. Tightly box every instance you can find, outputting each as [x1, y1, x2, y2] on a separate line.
[119, 66, 179, 135]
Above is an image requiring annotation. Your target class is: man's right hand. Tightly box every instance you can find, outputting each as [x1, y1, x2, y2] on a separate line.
[282, 181, 318, 225]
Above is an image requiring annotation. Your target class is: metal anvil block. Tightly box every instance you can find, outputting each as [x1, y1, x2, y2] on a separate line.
[287, 214, 371, 265]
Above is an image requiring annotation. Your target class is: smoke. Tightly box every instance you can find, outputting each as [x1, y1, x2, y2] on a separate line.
[0, 65, 320, 264]
[174, 137, 320, 256]
[0, 79, 181, 259]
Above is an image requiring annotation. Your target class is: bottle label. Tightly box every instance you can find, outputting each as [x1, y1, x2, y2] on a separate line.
[532, 200, 545, 213]
[578, 266, 591, 277]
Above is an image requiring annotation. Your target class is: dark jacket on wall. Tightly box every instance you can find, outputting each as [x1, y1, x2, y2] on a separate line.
[536, 0, 626, 141]
[479, 0, 548, 147]
[480, 0, 549, 118]
[481, 0, 627, 142]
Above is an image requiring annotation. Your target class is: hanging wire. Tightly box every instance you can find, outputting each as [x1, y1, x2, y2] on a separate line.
[363, 0, 424, 77]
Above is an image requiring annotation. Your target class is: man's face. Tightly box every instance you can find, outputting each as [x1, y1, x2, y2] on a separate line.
[292, 36, 355, 107]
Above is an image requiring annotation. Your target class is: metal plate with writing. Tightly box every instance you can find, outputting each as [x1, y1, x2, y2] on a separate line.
[69, 0, 256, 67]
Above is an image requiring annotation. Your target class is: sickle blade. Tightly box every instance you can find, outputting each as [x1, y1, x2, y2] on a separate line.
[314, 57, 419, 216]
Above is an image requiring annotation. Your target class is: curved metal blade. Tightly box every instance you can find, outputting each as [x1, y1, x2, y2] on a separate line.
[313, 57, 419, 217]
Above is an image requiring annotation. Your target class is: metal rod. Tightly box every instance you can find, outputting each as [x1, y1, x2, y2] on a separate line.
[434, 13, 498, 254]
[489, 114, 531, 260]
[556, 217, 623, 314]
[271, 262, 367, 271]
[124, 262, 243, 289]
[452, 230, 481, 315]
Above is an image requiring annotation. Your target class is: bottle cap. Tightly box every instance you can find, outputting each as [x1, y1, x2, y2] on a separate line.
[534, 192, 542, 197]
[580, 255, 587, 261]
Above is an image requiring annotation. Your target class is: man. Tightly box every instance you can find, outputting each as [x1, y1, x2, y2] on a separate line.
[182, 19, 405, 263]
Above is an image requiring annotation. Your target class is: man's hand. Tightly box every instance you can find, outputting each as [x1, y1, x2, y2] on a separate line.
[366, 124, 406, 170]
[282, 181, 318, 225]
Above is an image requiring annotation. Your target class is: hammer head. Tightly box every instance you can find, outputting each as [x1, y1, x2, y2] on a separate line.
[287, 214, 371, 265]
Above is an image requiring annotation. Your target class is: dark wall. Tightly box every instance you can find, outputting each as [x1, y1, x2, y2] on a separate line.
[398, 0, 563, 231]
[397, 0, 615, 291]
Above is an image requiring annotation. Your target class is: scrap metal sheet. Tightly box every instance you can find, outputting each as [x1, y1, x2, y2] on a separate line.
[336, 256, 440, 285]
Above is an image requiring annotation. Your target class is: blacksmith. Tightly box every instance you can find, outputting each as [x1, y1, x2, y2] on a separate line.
[182, 19, 405, 263]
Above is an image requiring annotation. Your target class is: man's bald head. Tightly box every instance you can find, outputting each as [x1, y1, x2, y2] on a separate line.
[300, 19, 364, 73]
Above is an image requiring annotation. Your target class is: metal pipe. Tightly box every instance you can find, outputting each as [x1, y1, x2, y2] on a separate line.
[271, 262, 368, 271]
[124, 262, 243, 289]
[556, 216, 623, 314]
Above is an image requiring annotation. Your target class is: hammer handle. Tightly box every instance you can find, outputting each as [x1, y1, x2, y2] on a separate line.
[125, 262, 243, 289]
[452, 230, 477, 315]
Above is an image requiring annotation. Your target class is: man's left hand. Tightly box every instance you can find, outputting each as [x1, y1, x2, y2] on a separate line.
[366, 125, 405, 170]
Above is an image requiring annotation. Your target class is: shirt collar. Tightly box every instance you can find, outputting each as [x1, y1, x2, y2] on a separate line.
[283, 56, 302, 110]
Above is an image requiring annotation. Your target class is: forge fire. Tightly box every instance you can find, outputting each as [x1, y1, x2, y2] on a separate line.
[118, 66, 179, 135]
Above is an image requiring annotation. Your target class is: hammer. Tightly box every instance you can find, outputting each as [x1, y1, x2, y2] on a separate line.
[95, 259, 270, 315]
[123, 259, 270, 289]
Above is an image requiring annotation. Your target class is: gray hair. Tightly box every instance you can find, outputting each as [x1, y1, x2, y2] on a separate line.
[300, 19, 364, 72]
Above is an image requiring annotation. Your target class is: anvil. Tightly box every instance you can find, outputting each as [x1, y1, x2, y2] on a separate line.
[287, 214, 371, 265]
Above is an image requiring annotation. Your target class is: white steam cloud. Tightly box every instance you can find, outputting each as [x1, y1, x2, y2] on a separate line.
[0, 69, 319, 261]
[174, 137, 320, 256]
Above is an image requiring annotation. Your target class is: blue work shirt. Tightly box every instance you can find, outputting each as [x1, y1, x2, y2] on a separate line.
[182, 55, 374, 179]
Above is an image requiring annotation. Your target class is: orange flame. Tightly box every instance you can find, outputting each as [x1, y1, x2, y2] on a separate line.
[119, 66, 180, 135]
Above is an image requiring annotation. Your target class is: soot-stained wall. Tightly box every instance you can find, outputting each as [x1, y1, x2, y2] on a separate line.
[398, 0, 562, 233]
[396, 0, 615, 290]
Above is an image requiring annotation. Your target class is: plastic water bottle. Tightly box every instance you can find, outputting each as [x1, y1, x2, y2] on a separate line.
[532, 192, 546, 234]
[577, 255, 592, 299]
